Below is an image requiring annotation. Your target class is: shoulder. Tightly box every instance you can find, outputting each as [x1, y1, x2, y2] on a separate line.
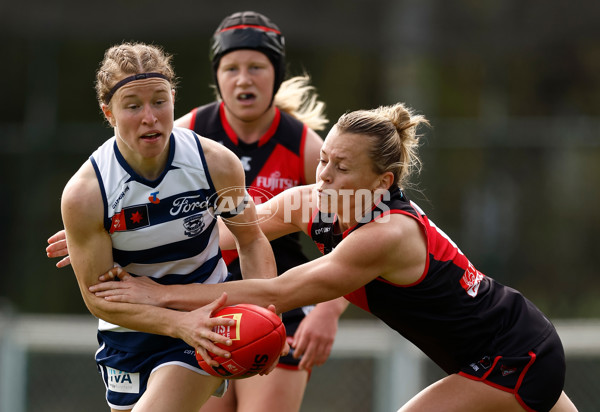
[200, 136, 245, 189]
[302, 128, 323, 183]
[304, 127, 323, 152]
[174, 111, 194, 129]
[349, 213, 426, 284]
[62, 161, 100, 204]
[362, 213, 421, 245]
[61, 161, 103, 226]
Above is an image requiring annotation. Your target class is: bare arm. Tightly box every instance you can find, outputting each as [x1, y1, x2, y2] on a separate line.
[92, 213, 416, 313]
[202, 137, 277, 281]
[167, 212, 425, 312]
[302, 128, 323, 185]
[62, 161, 234, 358]
[88, 185, 312, 312]
[174, 111, 194, 129]
[219, 184, 315, 251]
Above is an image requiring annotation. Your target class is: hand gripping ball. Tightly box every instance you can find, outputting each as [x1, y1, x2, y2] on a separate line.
[196, 304, 286, 379]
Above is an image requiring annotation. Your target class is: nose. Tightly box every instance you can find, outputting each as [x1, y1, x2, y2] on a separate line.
[236, 68, 252, 86]
[317, 163, 332, 183]
[141, 104, 157, 125]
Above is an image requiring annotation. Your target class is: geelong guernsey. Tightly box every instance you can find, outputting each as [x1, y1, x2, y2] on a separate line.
[309, 188, 553, 374]
[90, 127, 228, 352]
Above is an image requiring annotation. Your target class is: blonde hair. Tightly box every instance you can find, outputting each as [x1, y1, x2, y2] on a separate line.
[273, 74, 328, 131]
[95, 42, 177, 106]
[335, 103, 429, 190]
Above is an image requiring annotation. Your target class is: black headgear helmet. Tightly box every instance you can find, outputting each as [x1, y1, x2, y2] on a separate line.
[210, 11, 286, 103]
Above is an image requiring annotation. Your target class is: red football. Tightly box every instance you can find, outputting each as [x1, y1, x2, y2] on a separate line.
[196, 304, 286, 379]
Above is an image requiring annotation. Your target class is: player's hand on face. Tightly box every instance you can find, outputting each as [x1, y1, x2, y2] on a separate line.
[46, 229, 71, 268]
[291, 306, 338, 370]
[89, 267, 162, 306]
[181, 292, 234, 367]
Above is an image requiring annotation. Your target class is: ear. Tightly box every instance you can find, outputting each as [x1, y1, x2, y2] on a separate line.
[101, 103, 115, 127]
[376, 172, 394, 191]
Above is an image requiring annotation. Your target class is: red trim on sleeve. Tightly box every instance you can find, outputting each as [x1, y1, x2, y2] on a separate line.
[344, 288, 370, 312]
[299, 125, 308, 185]
[189, 108, 199, 129]
[373, 209, 431, 288]
[221, 249, 239, 265]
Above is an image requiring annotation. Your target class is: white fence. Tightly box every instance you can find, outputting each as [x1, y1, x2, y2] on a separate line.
[1, 314, 599, 412]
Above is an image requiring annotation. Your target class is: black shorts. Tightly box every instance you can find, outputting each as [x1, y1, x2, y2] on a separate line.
[459, 328, 565, 412]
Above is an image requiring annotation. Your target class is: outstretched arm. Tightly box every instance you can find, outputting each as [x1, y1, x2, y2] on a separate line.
[91, 211, 398, 312]
[90, 185, 316, 311]
[89, 210, 429, 368]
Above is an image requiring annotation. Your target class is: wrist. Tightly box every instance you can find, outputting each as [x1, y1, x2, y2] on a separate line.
[161, 285, 177, 308]
[315, 298, 348, 318]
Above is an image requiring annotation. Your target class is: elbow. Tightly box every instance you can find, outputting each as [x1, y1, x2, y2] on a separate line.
[81, 291, 109, 320]
[85, 300, 103, 320]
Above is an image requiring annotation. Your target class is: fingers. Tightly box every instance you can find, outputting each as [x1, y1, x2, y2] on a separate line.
[89, 273, 128, 293]
[56, 256, 71, 268]
[198, 337, 232, 362]
[189, 307, 236, 366]
[293, 334, 332, 370]
[98, 267, 131, 282]
[206, 315, 235, 338]
[296, 341, 315, 370]
[46, 232, 70, 266]
[46, 239, 67, 256]
[89, 284, 125, 298]
[47, 230, 66, 244]
[281, 339, 290, 357]
[207, 292, 228, 315]
[298, 349, 322, 370]
[195, 347, 219, 367]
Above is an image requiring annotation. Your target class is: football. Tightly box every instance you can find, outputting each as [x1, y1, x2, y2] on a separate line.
[196, 304, 286, 379]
